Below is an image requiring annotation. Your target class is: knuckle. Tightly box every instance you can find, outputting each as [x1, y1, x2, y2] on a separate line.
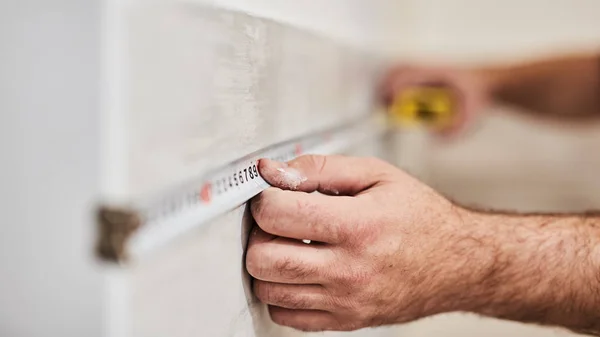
[294, 194, 313, 213]
[250, 194, 269, 220]
[274, 256, 317, 280]
[301, 202, 337, 239]
[330, 295, 359, 312]
[347, 221, 377, 249]
[273, 291, 295, 307]
[349, 269, 372, 286]
[254, 282, 310, 309]
[292, 154, 325, 172]
[333, 221, 351, 243]
[332, 266, 373, 287]
[252, 280, 272, 303]
[280, 292, 309, 309]
[251, 191, 279, 231]
[292, 296, 313, 310]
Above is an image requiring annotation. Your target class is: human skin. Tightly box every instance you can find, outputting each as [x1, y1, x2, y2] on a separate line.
[379, 52, 600, 136]
[246, 155, 600, 335]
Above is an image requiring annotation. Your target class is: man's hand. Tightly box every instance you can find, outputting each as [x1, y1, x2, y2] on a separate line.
[247, 155, 600, 334]
[379, 65, 492, 137]
[246, 155, 481, 331]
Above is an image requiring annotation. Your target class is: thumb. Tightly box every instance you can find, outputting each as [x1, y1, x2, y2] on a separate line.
[258, 155, 389, 196]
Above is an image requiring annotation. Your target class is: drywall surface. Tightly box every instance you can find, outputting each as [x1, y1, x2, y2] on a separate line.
[201, 0, 377, 50]
[118, 2, 377, 196]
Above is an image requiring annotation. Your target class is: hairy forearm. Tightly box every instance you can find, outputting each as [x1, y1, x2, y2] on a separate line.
[480, 53, 600, 119]
[457, 209, 600, 334]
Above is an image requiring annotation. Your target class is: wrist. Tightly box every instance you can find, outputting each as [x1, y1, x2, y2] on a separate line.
[410, 203, 500, 316]
[449, 209, 545, 315]
[474, 66, 508, 99]
[433, 206, 500, 313]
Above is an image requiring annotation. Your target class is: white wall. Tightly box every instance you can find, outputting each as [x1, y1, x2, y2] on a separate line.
[406, 0, 600, 62]
[0, 1, 104, 337]
[203, 0, 376, 48]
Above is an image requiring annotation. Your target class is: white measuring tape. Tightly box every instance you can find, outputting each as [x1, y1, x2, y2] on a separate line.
[96, 115, 388, 263]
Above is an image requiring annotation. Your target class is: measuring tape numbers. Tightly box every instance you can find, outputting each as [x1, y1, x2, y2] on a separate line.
[96, 115, 387, 263]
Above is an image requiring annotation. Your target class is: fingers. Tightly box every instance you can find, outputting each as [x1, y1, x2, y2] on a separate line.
[268, 306, 341, 332]
[248, 225, 277, 244]
[259, 155, 392, 196]
[246, 227, 336, 284]
[379, 65, 419, 105]
[378, 65, 486, 139]
[379, 65, 447, 105]
[436, 103, 469, 138]
[253, 280, 330, 310]
[251, 187, 358, 243]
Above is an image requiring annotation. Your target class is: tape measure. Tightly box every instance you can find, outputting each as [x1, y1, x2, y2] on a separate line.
[96, 115, 388, 263]
[388, 86, 455, 129]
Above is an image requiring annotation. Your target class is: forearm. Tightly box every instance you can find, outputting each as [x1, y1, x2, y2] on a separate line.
[457, 209, 600, 334]
[479, 53, 600, 119]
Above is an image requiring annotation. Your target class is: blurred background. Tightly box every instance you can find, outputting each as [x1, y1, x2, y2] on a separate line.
[388, 1, 600, 336]
[1, 0, 599, 336]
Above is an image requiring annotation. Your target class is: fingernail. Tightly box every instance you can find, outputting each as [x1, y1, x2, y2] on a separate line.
[259, 158, 307, 190]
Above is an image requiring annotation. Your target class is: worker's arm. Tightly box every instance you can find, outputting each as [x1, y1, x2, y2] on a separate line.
[247, 155, 600, 334]
[381, 52, 600, 135]
[482, 53, 600, 119]
[462, 209, 600, 336]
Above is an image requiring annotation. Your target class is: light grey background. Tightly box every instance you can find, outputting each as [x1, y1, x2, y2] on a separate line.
[0, 1, 103, 337]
